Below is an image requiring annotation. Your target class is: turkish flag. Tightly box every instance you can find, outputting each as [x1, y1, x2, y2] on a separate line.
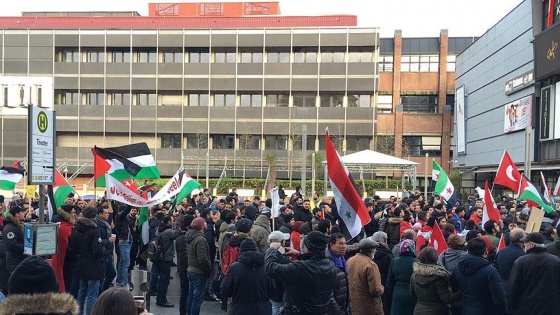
[428, 223, 448, 255]
[483, 180, 501, 224]
[497, 234, 506, 253]
[494, 150, 521, 192]
[121, 178, 138, 194]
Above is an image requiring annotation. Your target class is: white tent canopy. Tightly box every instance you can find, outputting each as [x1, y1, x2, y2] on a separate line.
[339, 149, 420, 166]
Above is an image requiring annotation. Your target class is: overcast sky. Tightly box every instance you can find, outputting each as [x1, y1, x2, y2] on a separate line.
[4, 0, 523, 37]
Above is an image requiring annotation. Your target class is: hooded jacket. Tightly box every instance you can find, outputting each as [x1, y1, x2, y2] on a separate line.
[547, 238, 560, 259]
[252, 215, 271, 253]
[51, 208, 75, 292]
[0, 292, 79, 315]
[3, 214, 25, 274]
[221, 251, 272, 315]
[410, 262, 459, 315]
[176, 230, 189, 272]
[438, 248, 467, 274]
[71, 217, 105, 280]
[155, 224, 180, 262]
[451, 254, 507, 315]
[386, 217, 403, 250]
[185, 228, 211, 275]
[294, 206, 312, 224]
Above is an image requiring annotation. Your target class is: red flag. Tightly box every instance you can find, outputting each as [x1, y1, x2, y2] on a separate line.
[497, 234, 506, 253]
[482, 180, 501, 226]
[416, 234, 427, 253]
[121, 178, 138, 194]
[428, 223, 448, 255]
[554, 176, 560, 196]
[494, 150, 521, 191]
[91, 147, 111, 187]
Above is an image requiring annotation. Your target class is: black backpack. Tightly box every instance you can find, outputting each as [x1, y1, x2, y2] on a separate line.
[147, 234, 164, 262]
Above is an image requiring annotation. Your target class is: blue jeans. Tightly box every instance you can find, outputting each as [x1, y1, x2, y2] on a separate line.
[149, 260, 161, 294]
[179, 270, 189, 315]
[117, 241, 131, 285]
[156, 261, 171, 304]
[187, 272, 208, 315]
[271, 300, 283, 315]
[77, 279, 100, 315]
[100, 255, 116, 294]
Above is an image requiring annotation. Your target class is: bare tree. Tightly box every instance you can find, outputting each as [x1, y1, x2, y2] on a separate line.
[190, 133, 208, 180]
[287, 129, 302, 187]
[375, 134, 395, 156]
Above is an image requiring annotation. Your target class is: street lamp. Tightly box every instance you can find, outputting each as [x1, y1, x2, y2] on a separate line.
[63, 168, 68, 180]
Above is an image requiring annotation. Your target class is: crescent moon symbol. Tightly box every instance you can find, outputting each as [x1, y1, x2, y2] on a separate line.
[506, 165, 517, 182]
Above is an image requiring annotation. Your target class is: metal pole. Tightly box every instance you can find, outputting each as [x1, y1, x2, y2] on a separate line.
[38, 184, 45, 224]
[324, 164, 328, 197]
[301, 125, 307, 197]
[311, 152, 316, 198]
[205, 150, 209, 189]
[525, 125, 531, 178]
[424, 153, 429, 199]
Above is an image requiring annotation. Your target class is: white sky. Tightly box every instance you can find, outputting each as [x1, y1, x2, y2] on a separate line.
[3, 0, 523, 37]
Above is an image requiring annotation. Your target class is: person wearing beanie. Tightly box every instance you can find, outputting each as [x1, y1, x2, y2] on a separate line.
[278, 214, 294, 246]
[221, 239, 272, 315]
[3, 205, 26, 275]
[221, 219, 253, 285]
[265, 231, 338, 314]
[176, 214, 194, 315]
[185, 216, 211, 315]
[0, 256, 79, 315]
[70, 206, 104, 315]
[51, 204, 78, 292]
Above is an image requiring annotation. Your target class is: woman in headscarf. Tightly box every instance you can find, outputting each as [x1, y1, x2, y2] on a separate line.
[387, 239, 417, 315]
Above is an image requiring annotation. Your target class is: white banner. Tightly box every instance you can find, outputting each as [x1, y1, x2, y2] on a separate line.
[504, 95, 532, 133]
[105, 171, 188, 207]
[455, 85, 466, 154]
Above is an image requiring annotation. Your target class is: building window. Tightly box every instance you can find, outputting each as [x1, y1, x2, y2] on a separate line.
[346, 136, 370, 151]
[294, 49, 317, 63]
[214, 94, 235, 107]
[377, 95, 392, 113]
[111, 93, 131, 106]
[188, 93, 209, 106]
[135, 93, 157, 106]
[379, 55, 393, 72]
[155, 3, 179, 15]
[186, 133, 208, 149]
[162, 51, 183, 63]
[244, 2, 271, 15]
[348, 51, 373, 63]
[213, 134, 235, 149]
[348, 94, 371, 108]
[161, 134, 181, 148]
[200, 3, 223, 16]
[401, 95, 437, 113]
[111, 50, 131, 63]
[318, 135, 344, 151]
[403, 136, 441, 156]
[293, 135, 316, 151]
[320, 94, 344, 107]
[265, 135, 287, 150]
[240, 52, 263, 63]
[239, 135, 260, 150]
[136, 50, 157, 63]
[401, 55, 439, 72]
[55, 91, 80, 105]
[85, 92, 105, 105]
[188, 51, 210, 63]
[267, 51, 290, 63]
[293, 93, 316, 107]
[447, 55, 456, 72]
[57, 49, 80, 62]
[161, 94, 183, 106]
[266, 94, 289, 107]
[240, 94, 262, 107]
[84, 50, 105, 63]
[321, 51, 345, 63]
[214, 51, 236, 63]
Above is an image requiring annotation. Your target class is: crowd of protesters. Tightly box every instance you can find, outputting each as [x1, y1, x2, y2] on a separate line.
[1, 184, 560, 315]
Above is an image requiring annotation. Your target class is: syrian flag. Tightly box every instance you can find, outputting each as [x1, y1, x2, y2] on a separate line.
[432, 161, 454, 202]
[497, 234, 506, 253]
[92, 143, 160, 187]
[554, 176, 560, 196]
[482, 180, 500, 226]
[325, 128, 370, 239]
[0, 164, 25, 190]
[518, 175, 554, 213]
[428, 223, 448, 255]
[540, 171, 554, 205]
[47, 169, 74, 214]
[494, 150, 521, 192]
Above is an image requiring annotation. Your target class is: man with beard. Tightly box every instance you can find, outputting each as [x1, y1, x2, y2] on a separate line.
[127, 207, 139, 272]
[294, 199, 312, 224]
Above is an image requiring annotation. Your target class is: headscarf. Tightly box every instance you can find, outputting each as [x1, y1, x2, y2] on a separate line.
[399, 239, 416, 255]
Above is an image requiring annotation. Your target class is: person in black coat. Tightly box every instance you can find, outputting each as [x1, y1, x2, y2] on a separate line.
[176, 215, 195, 315]
[294, 201, 312, 224]
[221, 239, 272, 315]
[495, 228, 525, 294]
[3, 206, 26, 275]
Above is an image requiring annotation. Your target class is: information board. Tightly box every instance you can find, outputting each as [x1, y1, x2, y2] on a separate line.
[28, 106, 55, 185]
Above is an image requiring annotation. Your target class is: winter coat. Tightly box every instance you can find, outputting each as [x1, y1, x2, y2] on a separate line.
[0, 292, 79, 315]
[508, 247, 560, 315]
[115, 206, 132, 242]
[51, 209, 75, 292]
[294, 206, 312, 224]
[221, 251, 273, 315]
[387, 252, 416, 315]
[373, 244, 393, 315]
[495, 242, 525, 293]
[547, 238, 560, 259]
[386, 217, 403, 250]
[327, 248, 349, 314]
[265, 249, 338, 315]
[176, 232, 188, 272]
[252, 215, 271, 253]
[410, 262, 459, 315]
[203, 218, 217, 262]
[451, 254, 507, 315]
[3, 214, 25, 274]
[269, 251, 290, 303]
[95, 215, 113, 256]
[155, 224, 180, 262]
[185, 228, 211, 275]
[438, 248, 467, 274]
[347, 253, 384, 315]
[71, 217, 105, 280]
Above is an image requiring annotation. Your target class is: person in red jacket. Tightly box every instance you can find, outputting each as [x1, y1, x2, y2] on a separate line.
[468, 207, 483, 228]
[50, 204, 76, 292]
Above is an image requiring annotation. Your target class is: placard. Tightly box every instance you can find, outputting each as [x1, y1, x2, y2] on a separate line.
[525, 207, 545, 233]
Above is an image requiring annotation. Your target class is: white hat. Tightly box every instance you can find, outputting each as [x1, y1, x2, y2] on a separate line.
[268, 231, 290, 242]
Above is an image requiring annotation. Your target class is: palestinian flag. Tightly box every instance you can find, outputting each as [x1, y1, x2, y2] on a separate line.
[92, 143, 160, 187]
[432, 161, 454, 202]
[0, 164, 25, 190]
[47, 169, 73, 213]
[170, 170, 201, 211]
[518, 175, 554, 213]
[325, 128, 370, 239]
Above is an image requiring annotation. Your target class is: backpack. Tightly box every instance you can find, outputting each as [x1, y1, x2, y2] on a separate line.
[221, 243, 239, 275]
[147, 235, 164, 262]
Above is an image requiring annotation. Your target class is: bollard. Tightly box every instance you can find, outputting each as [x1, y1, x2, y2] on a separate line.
[130, 270, 150, 311]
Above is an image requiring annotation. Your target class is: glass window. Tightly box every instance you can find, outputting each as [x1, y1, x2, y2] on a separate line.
[111, 50, 131, 63]
[348, 94, 371, 108]
[292, 135, 316, 151]
[401, 95, 438, 113]
[321, 52, 333, 63]
[137, 51, 157, 63]
[346, 136, 370, 151]
[379, 55, 393, 72]
[240, 52, 263, 63]
[348, 52, 360, 63]
[214, 94, 236, 106]
[85, 92, 105, 105]
[266, 94, 289, 107]
[135, 93, 157, 106]
[447, 55, 456, 72]
[186, 133, 208, 149]
[320, 95, 344, 107]
[265, 135, 287, 150]
[294, 50, 317, 63]
[58, 50, 80, 62]
[161, 134, 181, 148]
[294, 52, 305, 63]
[293, 93, 316, 107]
[239, 134, 260, 150]
[403, 136, 441, 156]
[188, 93, 209, 106]
[85, 50, 105, 63]
[55, 91, 80, 105]
[402, 54, 439, 72]
[163, 51, 183, 63]
[333, 52, 345, 63]
[188, 51, 210, 63]
[377, 95, 393, 113]
[305, 52, 317, 63]
[240, 94, 262, 107]
[111, 93, 131, 106]
[215, 52, 236, 63]
[213, 134, 235, 149]
[161, 94, 183, 106]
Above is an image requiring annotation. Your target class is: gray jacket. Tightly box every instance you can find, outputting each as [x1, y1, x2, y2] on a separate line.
[155, 225, 180, 262]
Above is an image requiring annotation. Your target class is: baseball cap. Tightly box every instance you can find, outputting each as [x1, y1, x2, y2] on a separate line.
[268, 231, 290, 243]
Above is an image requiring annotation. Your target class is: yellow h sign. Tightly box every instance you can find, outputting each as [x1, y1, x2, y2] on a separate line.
[37, 111, 48, 133]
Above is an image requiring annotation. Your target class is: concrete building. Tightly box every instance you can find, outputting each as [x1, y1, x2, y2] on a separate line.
[0, 2, 473, 191]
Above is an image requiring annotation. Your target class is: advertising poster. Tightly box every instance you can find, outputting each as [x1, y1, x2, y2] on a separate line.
[504, 95, 532, 133]
[455, 86, 466, 154]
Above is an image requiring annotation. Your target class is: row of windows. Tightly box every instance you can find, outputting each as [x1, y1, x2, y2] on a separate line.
[55, 91, 373, 108]
[374, 135, 442, 156]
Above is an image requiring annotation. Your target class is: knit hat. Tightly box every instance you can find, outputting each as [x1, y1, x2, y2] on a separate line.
[283, 214, 294, 223]
[370, 231, 388, 244]
[239, 239, 257, 254]
[181, 214, 195, 230]
[466, 229, 481, 242]
[235, 218, 253, 233]
[59, 204, 74, 213]
[8, 256, 58, 295]
[303, 231, 328, 252]
[399, 239, 416, 255]
[190, 217, 206, 231]
[292, 221, 304, 233]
